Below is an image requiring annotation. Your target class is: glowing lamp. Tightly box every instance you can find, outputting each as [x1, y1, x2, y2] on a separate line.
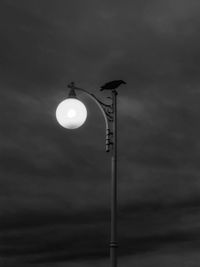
[56, 97, 87, 129]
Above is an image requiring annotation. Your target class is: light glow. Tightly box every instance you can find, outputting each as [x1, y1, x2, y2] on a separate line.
[56, 98, 87, 129]
[67, 109, 76, 118]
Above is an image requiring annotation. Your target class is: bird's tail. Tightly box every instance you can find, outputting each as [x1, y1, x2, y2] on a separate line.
[100, 88, 104, 91]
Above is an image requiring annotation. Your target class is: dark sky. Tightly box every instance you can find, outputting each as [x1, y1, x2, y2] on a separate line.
[1, 0, 200, 266]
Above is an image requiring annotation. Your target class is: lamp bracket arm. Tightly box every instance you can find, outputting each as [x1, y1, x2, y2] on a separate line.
[68, 82, 113, 152]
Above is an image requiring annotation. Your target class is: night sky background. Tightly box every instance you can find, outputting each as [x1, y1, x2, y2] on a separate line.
[1, 0, 200, 266]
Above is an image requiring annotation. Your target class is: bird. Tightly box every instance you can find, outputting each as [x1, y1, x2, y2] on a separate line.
[100, 80, 126, 91]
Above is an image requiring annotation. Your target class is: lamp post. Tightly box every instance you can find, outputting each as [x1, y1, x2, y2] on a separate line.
[56, 82, 121, 267]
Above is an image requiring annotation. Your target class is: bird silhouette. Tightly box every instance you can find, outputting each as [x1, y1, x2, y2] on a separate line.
[100, 80, 126, 91]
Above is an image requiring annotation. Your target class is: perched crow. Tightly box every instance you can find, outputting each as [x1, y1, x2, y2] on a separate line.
[100, 80, 126, 91]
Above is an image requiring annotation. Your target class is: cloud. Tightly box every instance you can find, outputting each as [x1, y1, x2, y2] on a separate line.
[2, 202, 200, 265]
[1, 0, 200, 266]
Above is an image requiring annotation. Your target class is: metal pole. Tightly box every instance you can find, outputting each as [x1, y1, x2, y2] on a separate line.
[110, 89, 118, 267]
[67, 82, 119, 266]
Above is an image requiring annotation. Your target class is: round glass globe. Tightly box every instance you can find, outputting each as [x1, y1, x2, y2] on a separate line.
[56, 98, 87, 129]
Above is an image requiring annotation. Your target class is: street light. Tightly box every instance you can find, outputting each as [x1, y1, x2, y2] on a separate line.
[56, 98, 87, 129]
[56, 81, 124, 267]
[56, 86, 87, 129]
